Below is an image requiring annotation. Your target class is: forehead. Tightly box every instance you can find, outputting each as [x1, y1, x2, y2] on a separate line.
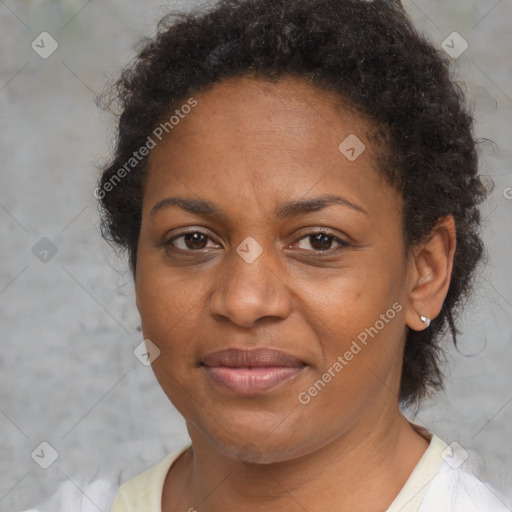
[154, 75, 370, 151]
[143, 75, 395, 220]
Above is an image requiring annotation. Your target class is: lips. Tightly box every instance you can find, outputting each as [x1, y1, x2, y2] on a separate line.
[202, 347, 304, 368]
[201, 347, 306, 395]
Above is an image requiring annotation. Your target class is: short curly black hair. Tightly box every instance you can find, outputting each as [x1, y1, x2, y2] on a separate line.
[97, 0, 488, 407]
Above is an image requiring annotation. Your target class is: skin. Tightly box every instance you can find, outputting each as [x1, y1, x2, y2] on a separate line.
[134, 75, 456, 512]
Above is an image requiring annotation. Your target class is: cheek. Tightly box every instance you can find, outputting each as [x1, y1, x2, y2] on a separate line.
[136, 250, 207, 333]
[296, 302, 406, 436]
[135, 260, 205, 415]
[135, 273, 203, 398]
[298, 252, 406, 389]
[299, 258, 401, 339]
[316, 295, 405, 388]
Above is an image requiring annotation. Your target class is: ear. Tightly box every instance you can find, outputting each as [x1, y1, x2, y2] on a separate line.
[405, 215, 457, 331]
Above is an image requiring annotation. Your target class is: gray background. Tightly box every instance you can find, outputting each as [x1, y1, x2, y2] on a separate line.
[1, 1, 511, 510]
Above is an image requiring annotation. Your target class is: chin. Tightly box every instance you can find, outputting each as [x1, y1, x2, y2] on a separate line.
[191, 414, 316, 465]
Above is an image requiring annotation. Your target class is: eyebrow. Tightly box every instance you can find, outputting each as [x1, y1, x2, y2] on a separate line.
[149, 194, 368, 220]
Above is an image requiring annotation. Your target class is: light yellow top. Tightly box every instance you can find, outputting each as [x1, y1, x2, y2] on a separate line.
[110, 443, 192, 512]
[110, 430, 449, 512]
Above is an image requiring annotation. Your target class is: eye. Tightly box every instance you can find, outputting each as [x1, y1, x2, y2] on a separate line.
[165, 230, 219, 251]
[294, 230, 350, 252]
[164, 229, 350, 254]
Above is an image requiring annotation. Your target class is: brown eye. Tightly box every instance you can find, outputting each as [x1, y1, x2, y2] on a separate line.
[308, 233, 332, 250]
[183, 233, 208, 249]
[296, 231, 349, 252]
[166, 231, 216, 251]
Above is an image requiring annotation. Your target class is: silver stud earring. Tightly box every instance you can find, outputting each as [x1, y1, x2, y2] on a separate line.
[420, 315, 430, 328]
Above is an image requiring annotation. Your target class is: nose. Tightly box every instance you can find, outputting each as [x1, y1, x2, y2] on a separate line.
[208, 244, 292, 329]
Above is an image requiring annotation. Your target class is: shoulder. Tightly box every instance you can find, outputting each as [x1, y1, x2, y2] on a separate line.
[18, 443, 191, 512]
[420, 461, 512, 512]
[110, 443, 192, 512]
[394, 424, 512, 512]
[18, 478, 119, 512]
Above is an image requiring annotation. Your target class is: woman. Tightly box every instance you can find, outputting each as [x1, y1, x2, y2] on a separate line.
[23, 0, 511, 510]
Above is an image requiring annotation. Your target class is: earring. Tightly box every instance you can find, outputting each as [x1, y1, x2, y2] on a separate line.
[420, 315, 430, 328]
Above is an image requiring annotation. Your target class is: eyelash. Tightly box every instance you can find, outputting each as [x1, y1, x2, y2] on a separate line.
[164, 229, 350, 254]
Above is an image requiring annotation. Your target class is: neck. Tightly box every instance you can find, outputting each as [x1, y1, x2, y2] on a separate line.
[163, 402, 429, 512]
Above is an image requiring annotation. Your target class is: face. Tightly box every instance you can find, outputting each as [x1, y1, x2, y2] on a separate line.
[135, 75, 412, 463]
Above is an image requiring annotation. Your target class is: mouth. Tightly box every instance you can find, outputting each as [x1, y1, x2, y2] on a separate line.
[201, 347, 306, 395]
